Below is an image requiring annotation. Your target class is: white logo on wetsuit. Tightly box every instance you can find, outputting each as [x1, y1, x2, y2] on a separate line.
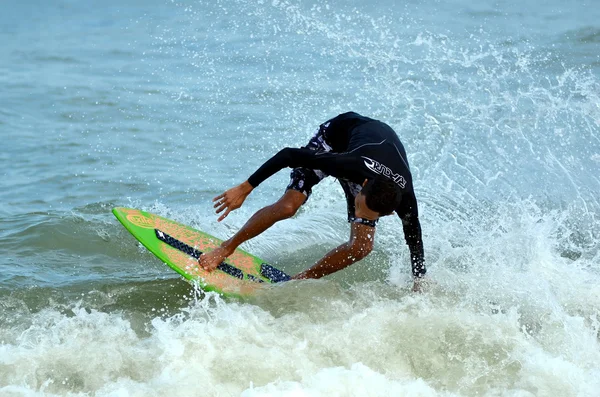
[362, 156, 407, 188]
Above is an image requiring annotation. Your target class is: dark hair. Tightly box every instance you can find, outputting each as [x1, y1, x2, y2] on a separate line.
[362, 178, 402, 215]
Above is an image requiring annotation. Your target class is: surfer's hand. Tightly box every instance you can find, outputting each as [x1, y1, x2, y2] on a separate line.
[213, 181, 253, 222]
[412, 277, 427, 293]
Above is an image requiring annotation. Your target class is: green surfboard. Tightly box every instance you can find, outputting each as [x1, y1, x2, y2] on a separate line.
[112, 207, 290, 298]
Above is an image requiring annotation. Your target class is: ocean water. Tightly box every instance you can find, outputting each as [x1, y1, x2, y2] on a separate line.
[1, 0, 599, 395]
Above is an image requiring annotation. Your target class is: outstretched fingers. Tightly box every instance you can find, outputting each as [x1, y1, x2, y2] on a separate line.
[210, 184, 249, 221]
[213, 193, 225, 208]
[213, 193, 226, 203]
[213, 192, 233, 221]
[213, 192, 229, 214]
[217, 209, 232, 222]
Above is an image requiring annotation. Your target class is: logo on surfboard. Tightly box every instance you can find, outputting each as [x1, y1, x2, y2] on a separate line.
[126, 213, 156, 229]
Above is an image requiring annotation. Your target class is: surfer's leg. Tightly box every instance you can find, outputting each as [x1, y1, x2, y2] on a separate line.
[199, 127, 329, 271]
[198, 170, 323, 271]
[215, 165, 326, 255]
[198, 189, 307, 271]
[291, 180, 378, 279]
[222, 189, 306, 250]
[292, 222, 375, 279]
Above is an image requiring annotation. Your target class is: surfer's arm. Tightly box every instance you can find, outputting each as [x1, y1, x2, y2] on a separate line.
[247, 147, 358, 188]
[396, 191, 426, 280]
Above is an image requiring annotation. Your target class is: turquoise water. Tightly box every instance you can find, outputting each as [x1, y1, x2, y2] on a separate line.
[1, 0, 599, 395]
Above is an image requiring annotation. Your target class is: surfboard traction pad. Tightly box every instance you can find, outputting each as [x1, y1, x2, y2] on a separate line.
[112, 207, 289, 298]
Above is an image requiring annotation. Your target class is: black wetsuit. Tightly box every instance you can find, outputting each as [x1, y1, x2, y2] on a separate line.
[247, 112, 426, 278]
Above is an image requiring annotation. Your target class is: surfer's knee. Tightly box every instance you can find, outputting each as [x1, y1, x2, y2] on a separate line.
[348, 238, 373, 260]
[273, 190, 305, 219]
[273, 200, 301, 219]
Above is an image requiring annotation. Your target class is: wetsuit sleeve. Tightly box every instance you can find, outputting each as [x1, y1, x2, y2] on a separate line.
[247, 147, 360, 188]
[396, 191, 426, 278]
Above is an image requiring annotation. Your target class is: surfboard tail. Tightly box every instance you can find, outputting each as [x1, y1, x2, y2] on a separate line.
[260, 264, 291, 283]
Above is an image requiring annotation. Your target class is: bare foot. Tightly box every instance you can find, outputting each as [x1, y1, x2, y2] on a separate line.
[198, 245, 232, 272]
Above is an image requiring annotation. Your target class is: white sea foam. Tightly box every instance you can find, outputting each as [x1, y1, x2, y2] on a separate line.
[1, 261, 599, 397]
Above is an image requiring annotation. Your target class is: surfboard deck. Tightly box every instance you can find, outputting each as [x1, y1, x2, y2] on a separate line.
[112, 207, 290, 298]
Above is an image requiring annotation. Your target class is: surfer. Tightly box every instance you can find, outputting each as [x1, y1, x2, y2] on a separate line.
[199, 112, 426, 290]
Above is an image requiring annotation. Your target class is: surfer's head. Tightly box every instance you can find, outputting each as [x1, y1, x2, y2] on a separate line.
[355, 178, 402, 220]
